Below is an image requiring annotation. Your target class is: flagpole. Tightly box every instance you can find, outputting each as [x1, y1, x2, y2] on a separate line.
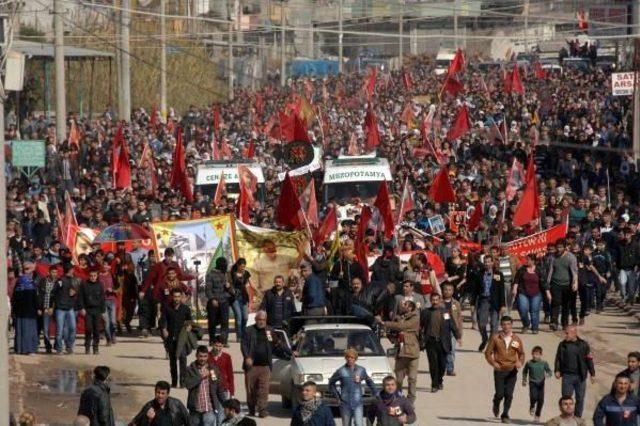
[299, 205, 314, 247]
[397, 176, 408, 224]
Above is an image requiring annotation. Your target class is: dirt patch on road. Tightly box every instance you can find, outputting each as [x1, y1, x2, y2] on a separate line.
[10, 354, 146, 425]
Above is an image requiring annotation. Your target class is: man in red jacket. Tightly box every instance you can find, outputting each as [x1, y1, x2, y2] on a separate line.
[208, 335, 235, 398]
[140, 247, 194, 334]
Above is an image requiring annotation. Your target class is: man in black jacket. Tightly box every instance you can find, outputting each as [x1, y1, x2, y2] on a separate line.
[260, 275, 296, 329]
[554, 324, 595, 418]
[77, 365, 115, 426]
[160, 288, 193, 388]
[473, 256, 505, 351]
[78, 270, 106, 355]
[183, 345, 227, 425]
[241, 310, 291, 418]
[37, 265, 60, 353]
[421, 293, 461, 392]
[205, 257, 231, 346]
[130, 381, 190, 426]
[52, 264, 79, 354]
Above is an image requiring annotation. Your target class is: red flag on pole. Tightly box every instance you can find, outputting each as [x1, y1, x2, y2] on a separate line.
[447, 48, 465, 76]
[236, 180, 251, 223]
[510, 63, 525, 95]
[238, 165, 257, 206]
[355, 206, 372, 284]
[373, 180, 395, 240]
[313, 207, 337, 247]
[170, 129, 193, 202]
[512, 157, 540, 227]
[298, 179, 319, 227]
[428, 166, 456, 203]
[446, 105, 471, 141]
[467, 200, 484, 232]
[150, 105, 158, 129]
[68, 120, 81, 148]
[402, 68, 414, 91]
[212, 105, 221, 141]
[114, 137, 132, 190]
[441, 76, 464, 98]
[243, 140, 255, 159]
[213, 173, 227, 207]
[533, 62, 548, 79]
[276, 173, 303, 229]
[364, 104, 380, 151]
[364, 67, 378, 100]
[111, 126, 124, 186]
[397, 177, 415, 222]
[219, 138, 233, 160]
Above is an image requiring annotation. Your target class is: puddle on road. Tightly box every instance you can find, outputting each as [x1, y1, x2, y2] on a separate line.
[39, 369, 121, 395]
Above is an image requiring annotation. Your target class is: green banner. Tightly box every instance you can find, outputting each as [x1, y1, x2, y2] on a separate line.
[11, 140, 46, 168]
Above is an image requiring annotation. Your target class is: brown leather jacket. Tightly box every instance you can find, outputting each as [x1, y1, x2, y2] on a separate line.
[484, 332, 525, 372]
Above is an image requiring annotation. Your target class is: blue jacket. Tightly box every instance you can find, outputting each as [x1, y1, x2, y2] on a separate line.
[328, 364, 377, 409]
[290, 402, 335, 426]
[302, 273, 326, 310]
[593, 393, 640, 426]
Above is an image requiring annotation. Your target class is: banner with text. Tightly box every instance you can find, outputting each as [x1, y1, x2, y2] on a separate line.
[502, 223, 568, 257]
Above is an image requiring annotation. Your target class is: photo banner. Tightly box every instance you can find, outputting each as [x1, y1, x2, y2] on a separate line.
[234, 221, 308, 295]
[502, 223, 568, 258]
[150, 215, 237, 310]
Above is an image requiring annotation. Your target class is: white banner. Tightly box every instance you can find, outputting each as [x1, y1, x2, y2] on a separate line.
[611, 72, 636, 96]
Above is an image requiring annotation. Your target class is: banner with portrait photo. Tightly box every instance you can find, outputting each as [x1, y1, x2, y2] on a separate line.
[234, 221, 308, 297]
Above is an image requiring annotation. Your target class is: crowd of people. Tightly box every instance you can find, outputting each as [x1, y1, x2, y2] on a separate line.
[5, 45, 640, 425]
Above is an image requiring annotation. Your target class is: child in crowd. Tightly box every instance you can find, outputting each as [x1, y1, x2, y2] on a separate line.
[522, 345, 553, 423]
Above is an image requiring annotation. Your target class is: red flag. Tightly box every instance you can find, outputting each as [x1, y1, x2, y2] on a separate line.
[577, 10, 588, 30]
[505, 158, 525, 201]
[62, 191, 78, 248]
[533, 62, 548, 80]
[447, 48, 465, 76]
[238, 165, 257, 206]
[219, 138, 233, 160]
[364, 104, 380, 151]
[236, 179, 251, 223]
[313, 207, 337, 247]
[355, 206, 372, 284]
[373, 181, 395, 240]
[510, 63, 525, 95]
[293, 114, 311, 143]
[276, 173, 303, 229]
[298, 179, 319, 228]
[139, 142, 158, 195]
[150, 105, 158, 129]
[364, 67, 378, 100]
[512, 157, 540, 227]
[397, 177, 415, 222]
[243, 140, 255, 159]
[428, 166, 456, 203]
[114, 137, 132, 190]
[400, 104, 415, 127]
[111, 126, 124, 186]
[467, 200, 483, 232]
[402, 68, 413, 91]
[212, 105, 221, 140]
[213, 173, 227, 207]
[446, 105, 471, 141]
[441, 76, 464, 97]
[254, 93, 264, 115]
[68, 120, 81, 148]
[170, 129, 193, 202]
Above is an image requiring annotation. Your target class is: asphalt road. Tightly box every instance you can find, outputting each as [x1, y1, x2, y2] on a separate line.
[10, 302, 639, 425]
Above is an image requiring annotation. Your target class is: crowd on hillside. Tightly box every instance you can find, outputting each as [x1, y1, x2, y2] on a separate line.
[5, 49, 640, 425]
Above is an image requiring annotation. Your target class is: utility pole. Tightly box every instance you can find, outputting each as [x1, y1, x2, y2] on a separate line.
[54, 0, 66, 143]
[159, 0, 167, 120]
[634, 2, 640, 163]
[338, 0, 343, 73]
[524, 0, 529, 52]
[398, 1, 404, 68]
[228, 0, 234, 100]
[120, 0, 131, 122]
[453, 0, 458, 48]
[280, 1, 286, 87]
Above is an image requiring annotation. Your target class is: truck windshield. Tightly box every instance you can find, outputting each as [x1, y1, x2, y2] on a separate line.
[325, 181, 381, 203]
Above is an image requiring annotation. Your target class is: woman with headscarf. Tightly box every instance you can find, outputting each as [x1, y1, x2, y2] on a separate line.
[12, 262, 40, 354]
